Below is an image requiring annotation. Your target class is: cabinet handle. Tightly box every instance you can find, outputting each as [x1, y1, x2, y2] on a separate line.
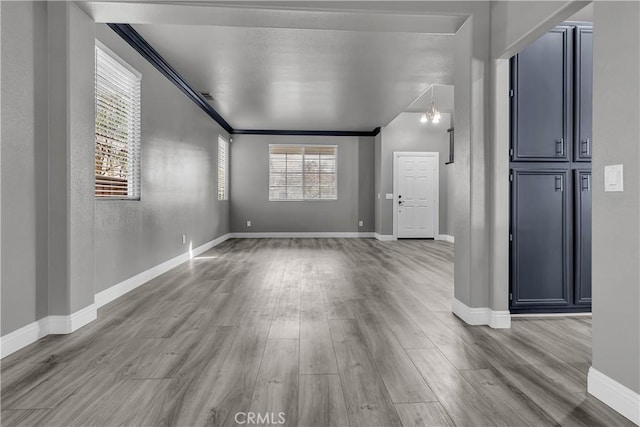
[582, 174, 591, 192]
[555, 139, 565, 156]
[581, 138, 591, 156]
[555, 176, 564, 192]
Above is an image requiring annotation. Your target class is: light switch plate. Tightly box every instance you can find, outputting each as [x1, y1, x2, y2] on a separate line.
[604, 164, 624, 192]
[385, 193, 394, 200]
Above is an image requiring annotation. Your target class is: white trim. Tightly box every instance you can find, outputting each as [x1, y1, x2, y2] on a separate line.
[489, 310, 512, 329]
[95, 233, 232, 308]
[1, 233, 233, 359]
[374, 233, 397, 241]
[393, 151, 439, 239]
[435, 234, 455, 243]
[48, 304, 97, 334]
[588, 367, 640, 425]
[230, 232, 374, 239]
[511, 312, 592, 318]
[452, 298, 511, 329]
[1, 304, 97, 358]
[0, 318, 49, 358]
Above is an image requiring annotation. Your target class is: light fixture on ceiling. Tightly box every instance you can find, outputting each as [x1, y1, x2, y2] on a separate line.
[421, 85, 441, 124]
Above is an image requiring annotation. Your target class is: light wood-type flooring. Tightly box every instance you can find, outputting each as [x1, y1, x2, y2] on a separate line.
[1, 238, 633, 426]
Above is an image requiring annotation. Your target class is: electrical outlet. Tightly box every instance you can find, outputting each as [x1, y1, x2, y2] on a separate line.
[359, 220, 364, 227]
[247, 220, 252, 227]
[182, 234, 186, 245]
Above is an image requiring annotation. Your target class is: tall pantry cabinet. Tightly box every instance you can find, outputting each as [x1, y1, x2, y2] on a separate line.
[510, 23, 593, 313]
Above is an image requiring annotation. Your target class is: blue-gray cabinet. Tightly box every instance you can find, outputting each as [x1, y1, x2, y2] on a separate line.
[511, 170, 570, 309]
[511, 25, 572, 162]
[574, 170, 592, 305]
[510, 23, 592, 313]
[575, 26, 593, 161]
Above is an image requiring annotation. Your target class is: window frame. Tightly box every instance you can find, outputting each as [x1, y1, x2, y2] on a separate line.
[217, 135, 229, 201]
[94, 41, 142, 201]
[268, 144, 338, 202]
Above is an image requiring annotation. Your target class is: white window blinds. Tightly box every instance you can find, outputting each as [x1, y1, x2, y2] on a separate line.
[218, 136, 228, 200]
[95, 45, 141, 199]
[269, 145, 337, 201]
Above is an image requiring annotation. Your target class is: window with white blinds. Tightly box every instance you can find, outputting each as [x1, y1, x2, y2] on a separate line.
[218, 136, 228, 200]
[269, 145, 337, 201]
[95, 44, 141, 200]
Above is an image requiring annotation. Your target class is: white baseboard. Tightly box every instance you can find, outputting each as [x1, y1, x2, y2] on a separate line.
[0, 318, 49, 358]
[588, 367, 640, 425]
[452, 298, 511, 329]
[48, 304, 97, 334]
[374, 233, 397, 241]
[1, 304, 97, 358]
[435, 234, 455, 243]
[95, 233, 231, 308]
[230, 232, 374, 238]
[1, 233, 233, 359]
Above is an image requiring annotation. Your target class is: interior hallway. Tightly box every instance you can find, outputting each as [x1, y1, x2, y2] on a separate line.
[0, 239, 633, 426]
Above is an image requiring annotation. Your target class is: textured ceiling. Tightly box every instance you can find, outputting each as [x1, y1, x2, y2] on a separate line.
[135, 23, 454, 130]
[80, 1, 461, 131]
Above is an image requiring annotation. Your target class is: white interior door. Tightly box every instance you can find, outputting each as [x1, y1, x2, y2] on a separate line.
[394, 153, 438, 238]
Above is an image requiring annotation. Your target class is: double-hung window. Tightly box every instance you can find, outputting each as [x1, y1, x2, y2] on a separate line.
[269, 145, 337, 201]
[95, 44, 141, 199]
[218, 136, 228, 200]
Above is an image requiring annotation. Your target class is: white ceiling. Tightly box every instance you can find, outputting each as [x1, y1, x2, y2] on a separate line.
[81, 2, 464, 131]
[135, 24, 454, 130]
[405, 85, 454, 114]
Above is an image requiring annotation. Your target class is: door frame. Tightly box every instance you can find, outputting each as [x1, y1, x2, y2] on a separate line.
[393, 151, 440, 239]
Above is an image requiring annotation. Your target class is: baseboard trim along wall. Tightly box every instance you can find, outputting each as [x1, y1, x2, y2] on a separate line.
[588, 367, 640, 425]
[435, 234, 455, 243]
[95, 233, 232, 308]
[374, 234, 397, 241]
[230, 232, 375, 238]
[1, 233, 233, 359]
[1, 304, 97, 358]
[48, 304, 98, 334]
[452, 298, 512, 329]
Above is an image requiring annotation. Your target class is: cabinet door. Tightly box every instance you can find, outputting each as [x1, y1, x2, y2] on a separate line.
[511, 170, 570, 308]
[574, 170, 592, 304]
[512, 26, 571, 161]
[574, 26, 593, 161]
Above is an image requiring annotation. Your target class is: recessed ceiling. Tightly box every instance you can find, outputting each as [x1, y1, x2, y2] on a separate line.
[134, 23, 454, 130]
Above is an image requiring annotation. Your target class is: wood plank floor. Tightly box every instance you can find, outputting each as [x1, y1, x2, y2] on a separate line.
[1, 238, 633, 426]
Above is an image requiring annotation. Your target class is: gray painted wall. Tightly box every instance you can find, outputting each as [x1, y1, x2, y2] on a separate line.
[1, 1, 49, 334]
[47, 2, 96, 316]
[1, 2, 97, 333]
[94, 24, 230, 293]
[591, 1, 640, 394]
[378, 112, 454, 236]
[230, 134, 374, 233]
[452, 11, 492, 309]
